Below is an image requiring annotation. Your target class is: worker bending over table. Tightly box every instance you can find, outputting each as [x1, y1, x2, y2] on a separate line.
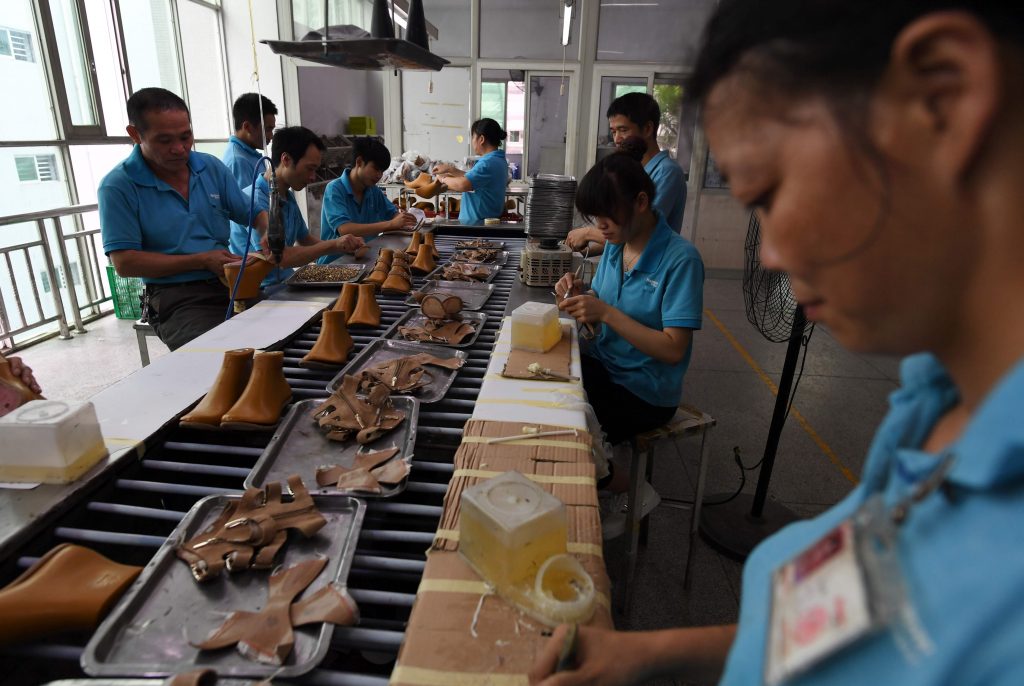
[433, 118, 510, 224]
[229, 126, 365, 286]
[318, 138, 416, 264]
[533, 1, 1024, 684]
[566, 92, 687, 254]
[555, 139, 704, 535]
[221, 93, 277, 189]
[100, 88, 269, 351]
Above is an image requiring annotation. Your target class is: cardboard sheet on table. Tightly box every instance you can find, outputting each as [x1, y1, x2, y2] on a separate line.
[456, 420, 593, 464]
[500, 323, 572, 381]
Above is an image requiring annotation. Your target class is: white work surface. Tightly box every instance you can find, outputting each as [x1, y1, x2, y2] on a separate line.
[471, 317, 587, 430]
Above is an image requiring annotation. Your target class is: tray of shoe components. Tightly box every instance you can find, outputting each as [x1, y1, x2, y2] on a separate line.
[454, 238, 505, 250]
[245, 397, 419, 498]
[284, 263, 367, 287]
[82, 493, 365, 679]
[403, 279, 495, 310]
[384, 309, 488, 349]
[450, 249, 509, 266]
[424, 261, 501, 283]
[326, 339, 468, 403]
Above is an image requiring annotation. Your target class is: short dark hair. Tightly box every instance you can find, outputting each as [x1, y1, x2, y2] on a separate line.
[471, 118, 507, 148]
[606, 92, 660, 133]
[575, 139, 655, 226]
[126, 87, 189, 132]
[353, 138, 391, 170]
[232, 93, 278, 132]
[271, 126, 324, 167]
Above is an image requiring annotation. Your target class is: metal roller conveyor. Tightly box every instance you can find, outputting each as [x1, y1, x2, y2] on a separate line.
[162, 442, 265, 457]
[141, 460, 252, 479]
[348, 589, 417, 607]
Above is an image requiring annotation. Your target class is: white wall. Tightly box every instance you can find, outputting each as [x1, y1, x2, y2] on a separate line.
[296, 65, 384, 138]
[222, 0, 286, 125]
[401, 68, 470, 163]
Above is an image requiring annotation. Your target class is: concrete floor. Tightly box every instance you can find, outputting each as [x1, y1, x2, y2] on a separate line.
[13, 275, 900, 684]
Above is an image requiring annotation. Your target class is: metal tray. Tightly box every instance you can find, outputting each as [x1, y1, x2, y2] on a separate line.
[82, 494, 365, 679]
[285, 263, 367, 288]
[451, 249, 509, 266]
[327, 339, 467, 402]
[454, 239, 505, 250]
[384, 309, 488, 349]
[245, 397, 419, 499]
[424, 262, 501, 283]
[403, 279, 495, 311]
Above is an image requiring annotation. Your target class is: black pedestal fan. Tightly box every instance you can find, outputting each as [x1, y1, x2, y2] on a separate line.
[699, 212, 812, 559]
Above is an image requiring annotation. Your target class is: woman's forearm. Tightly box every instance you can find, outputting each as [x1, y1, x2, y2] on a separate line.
[441, 175, 473, 192]
[601, 307, 692, 365]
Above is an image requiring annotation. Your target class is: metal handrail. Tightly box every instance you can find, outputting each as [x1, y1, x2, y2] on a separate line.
[0, 203, 98, 226]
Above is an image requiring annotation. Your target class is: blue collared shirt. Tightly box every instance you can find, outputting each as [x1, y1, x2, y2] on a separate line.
[587, 213, 704, 406]
[722, 353, 1024, 685]
[318, 168, 397, 264]
[99, 146, 251, 284]
[229, 174, 307, 286]
[221, 135, 266, 189]
[645, 150, 686, 234]
[460, 149, 508, 225]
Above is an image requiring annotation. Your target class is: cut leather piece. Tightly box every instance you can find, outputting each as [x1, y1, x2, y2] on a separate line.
[165, 668, 218, 686]
[371, 458, 411, 485]
[222, 254, 275, 300]
[399, 319, 476, 345]
[455, 238, 500, 250]
[181, 348, 255, 429]
[440, 262, 491, 282]
[195, 557, 327, 665]
[347, 283, 381, 327]
[311, 376, 406, 444]
[419, 293, 463, 319]
[332, 282, 359, 322]
[453, 248, 500, 263]
[334, 467, 383, 493]
[290, 582, 359, 627]
[353, 446, 401, 471]
[300, 310, 353, 369]
[177, 475, 326, 582]
[357, 353, 464, 394]
[0, 543, 141, 645]
[410, 244, 436, 275]
[404, 231, 422, 255]
[221, 351, 292, 430]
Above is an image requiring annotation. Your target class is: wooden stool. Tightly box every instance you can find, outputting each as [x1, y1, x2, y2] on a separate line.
[621, 403, 716, 616]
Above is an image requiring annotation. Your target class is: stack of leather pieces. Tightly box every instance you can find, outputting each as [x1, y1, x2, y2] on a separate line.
[180, 349, 292, 430]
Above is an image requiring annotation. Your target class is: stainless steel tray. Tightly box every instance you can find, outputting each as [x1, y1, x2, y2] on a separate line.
[384, 309, 488, 349]
[403, 279, 495, 310]
[451, 249, 509, 266]
[82, 493, 365, 679]
[424, 262, 501, 283]
[245, 397, 419, 499]
[454, 239, 505, 250]
[285, 263, 367, 288]
[327, 339, 467, 402]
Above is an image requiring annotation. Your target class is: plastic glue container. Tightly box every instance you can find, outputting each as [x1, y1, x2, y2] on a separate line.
[533, 553, 596, 625]
[510, 302, 562, 353]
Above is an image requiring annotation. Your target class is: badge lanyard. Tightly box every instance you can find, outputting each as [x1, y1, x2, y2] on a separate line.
[765, 453, 955, 685]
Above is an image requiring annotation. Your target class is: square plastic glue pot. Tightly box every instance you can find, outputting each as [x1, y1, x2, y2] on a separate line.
[459, 471, 568, 590]
[511, 302, 562, 353]
[0, 400, 108, 483]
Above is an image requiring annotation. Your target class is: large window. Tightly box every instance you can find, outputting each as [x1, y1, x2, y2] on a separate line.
[0, 2, 58, 140]
[119, 0, 182, 94]
[480, 0, 578, 61]
[15, 154, 59, 182]
[0, 26, 35, 61]
[48, 0, 102, 129]
[178, 0, 230, 138]
[597, 0, 715, 65]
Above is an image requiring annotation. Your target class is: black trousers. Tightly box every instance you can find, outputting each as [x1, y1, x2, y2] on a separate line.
[147, 279, 230, 351]
[581, 354, 677, 446]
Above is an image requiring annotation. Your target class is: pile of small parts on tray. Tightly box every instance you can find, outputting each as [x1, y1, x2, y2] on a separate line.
[455, 238, 502, 250]
[400, 293, 476, 344]
[174, 475, 359, 666]
[290, 264, 362, 283]
[452, 247, 501, 263]
[439, 262, 492, 282]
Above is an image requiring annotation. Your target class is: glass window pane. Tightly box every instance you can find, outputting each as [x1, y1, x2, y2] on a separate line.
[653, 77, 698, 179]
[595, 76, 646, 161]
[424, 0, 469, 58]
[480, 82, 506, 126]
[480, 0, 578, 60]
[402, 67, 470, 163]
[480, 69, 525, 176]
[0, 28, 11, 56]
[15, 156, 38, 182]
[292, 0, 368, 39]
[69, 144, 132, 206]
[177, 1, 230, 138]
[120, 0, 182, 94]
[597, 0, 715, 65]
[704, 152, 728, 189]
[83, 0, 129, 135]
[0, 1, 58, 139]
[528, 75, 570, 177]
[50, 0, 100, 126]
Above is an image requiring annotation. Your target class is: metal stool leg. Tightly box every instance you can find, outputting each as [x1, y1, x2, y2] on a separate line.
[620, 439, 648, 617]
[135, 328, 151, 367]
[683, 427, 712, 589]
[639, 446, 655, 545]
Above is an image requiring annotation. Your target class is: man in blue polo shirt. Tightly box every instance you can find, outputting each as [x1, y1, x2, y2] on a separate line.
[230, 126, 365, 285]
[100, 88, 268, 350]
[222, 93, 277, 188]
[318, 138, 416, 264]
[567, 92, 687, 253]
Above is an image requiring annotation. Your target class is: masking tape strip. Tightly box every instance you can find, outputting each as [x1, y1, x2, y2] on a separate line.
[433, 530, 604, 559]
[459, 436, 591, 452]
[391, 666, 528, 686]
[473, 398, 575, 410]
[104, 437, 146, 457]
[416, 578, 611, 612]
[452, 469, 595, 486]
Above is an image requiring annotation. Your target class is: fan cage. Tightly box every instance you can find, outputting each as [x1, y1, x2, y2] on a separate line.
[743, 212, 799, 343]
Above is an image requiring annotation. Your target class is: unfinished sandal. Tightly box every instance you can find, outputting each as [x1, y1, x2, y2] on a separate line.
[300, 310, 353, 369]
[422, 232, 440, 259]
[221, 351, 292, 430]
[310, 376, 406, 444]
[332, 282, 359, 321]
[404, 231, 422, 255]
[381, 265, 413, 295]
[222, 254, 275, 300]
[347, 283, 382, 327]
[411, 244, 436, 275]
[180, 348, 254, 429]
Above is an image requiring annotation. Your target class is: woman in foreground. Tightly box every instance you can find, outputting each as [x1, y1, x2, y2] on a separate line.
[531, 1, 1024, 684]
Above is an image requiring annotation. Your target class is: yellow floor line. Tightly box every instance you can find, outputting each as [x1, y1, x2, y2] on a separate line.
[704, 307, 859, 485]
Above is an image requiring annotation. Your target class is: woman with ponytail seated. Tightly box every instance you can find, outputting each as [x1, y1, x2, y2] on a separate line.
[555, 138, 705, 526]
[433, 118, 509, 224]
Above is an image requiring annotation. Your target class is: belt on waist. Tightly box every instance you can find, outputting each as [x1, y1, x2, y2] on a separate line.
[146, 277, 223, 294]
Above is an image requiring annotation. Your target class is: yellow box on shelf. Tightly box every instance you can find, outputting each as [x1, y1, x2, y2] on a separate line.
[347, 116, 377, 136]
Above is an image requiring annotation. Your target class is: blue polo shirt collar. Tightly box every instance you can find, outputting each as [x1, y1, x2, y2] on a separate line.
[339, 168, 355, 197]
[630, 213, 672, 274]
[123, 145, 207, 188]
[228, 135, 257, 154]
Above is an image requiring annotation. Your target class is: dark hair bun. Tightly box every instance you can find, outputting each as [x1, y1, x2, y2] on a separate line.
[500, 130, 508, 141]
[616, 136, 647, 162]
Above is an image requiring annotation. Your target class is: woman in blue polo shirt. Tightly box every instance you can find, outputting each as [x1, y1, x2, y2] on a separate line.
[433, 118, 509, 224]
[555, 140, 704, 447]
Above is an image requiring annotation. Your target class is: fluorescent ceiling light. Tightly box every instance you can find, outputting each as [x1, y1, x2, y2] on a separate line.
[562, 2, 573, 46]
[601, 3, 659, 6]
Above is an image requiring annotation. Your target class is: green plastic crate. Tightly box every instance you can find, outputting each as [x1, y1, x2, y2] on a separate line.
[106, 264, 144, 320]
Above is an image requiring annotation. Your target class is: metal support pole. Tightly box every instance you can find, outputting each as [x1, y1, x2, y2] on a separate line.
[36, 219, 72, 340]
